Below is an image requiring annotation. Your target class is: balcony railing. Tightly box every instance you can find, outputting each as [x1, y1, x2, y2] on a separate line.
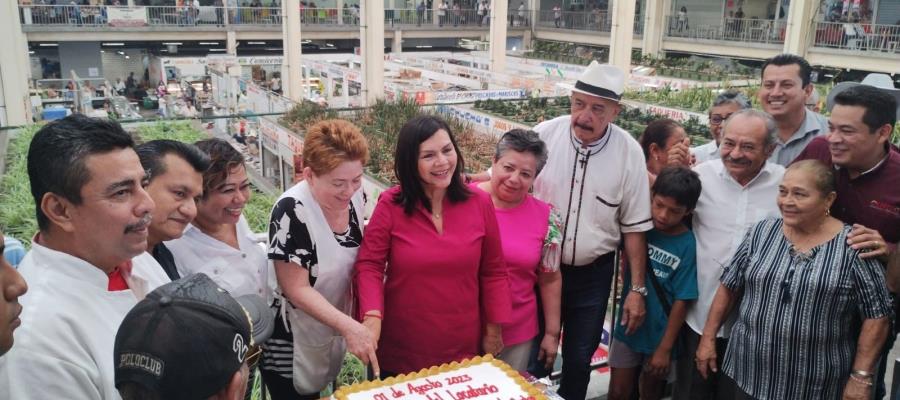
[813, 20, 900, 53]
[665, 15, 786, 45]
[18, 4, 532, 30]
[536, 10, 644, 35]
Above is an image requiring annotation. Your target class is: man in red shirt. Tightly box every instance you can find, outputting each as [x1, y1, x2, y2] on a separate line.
[794, 83, 899, 260]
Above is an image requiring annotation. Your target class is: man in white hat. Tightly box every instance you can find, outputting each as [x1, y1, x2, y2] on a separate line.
[530, 61, 651, 400]
[794, 79, 899, 399]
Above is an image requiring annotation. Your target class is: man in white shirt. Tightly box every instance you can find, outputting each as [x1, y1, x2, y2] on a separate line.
[691, 91, 752, 165]
[0, 115, 170, 399]
[758, 54, 828, 166]
[674, 109, 785, 399]
[531, 61, 651, 400]
[114, 78, 126, 95]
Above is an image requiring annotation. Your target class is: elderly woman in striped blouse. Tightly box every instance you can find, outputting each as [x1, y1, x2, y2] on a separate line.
[695, 160, 892, 400]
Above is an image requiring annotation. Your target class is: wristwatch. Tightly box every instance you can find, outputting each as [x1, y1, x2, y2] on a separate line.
[630, 285, 648, 296]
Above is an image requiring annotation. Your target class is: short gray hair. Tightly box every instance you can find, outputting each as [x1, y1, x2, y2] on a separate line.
[495, 129, 549, 174]
[711, 90, 752, 110]
[721, 109, 777, 147]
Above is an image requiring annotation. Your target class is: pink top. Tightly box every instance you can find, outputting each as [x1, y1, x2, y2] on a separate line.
[486, 192, 553, 346]
[354, 186, 512, 374]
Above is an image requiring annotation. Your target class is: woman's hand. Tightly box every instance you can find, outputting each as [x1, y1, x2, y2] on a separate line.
[537, 332, 560, 370]
[842, 376, 872, 400]
[343, 320, 379, 376]
[483, 323, 504, 356]
[695, 336, 718, 379]
[666, 137, 692, 167]
[646, 347, 672, 378]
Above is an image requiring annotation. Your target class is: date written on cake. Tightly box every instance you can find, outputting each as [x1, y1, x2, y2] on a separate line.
[368, 375, 536, 400]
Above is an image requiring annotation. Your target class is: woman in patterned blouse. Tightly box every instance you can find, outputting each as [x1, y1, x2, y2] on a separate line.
[260, 119, 376, 399]
[695, 160, 892, 399]
[472, 129, 562, 371]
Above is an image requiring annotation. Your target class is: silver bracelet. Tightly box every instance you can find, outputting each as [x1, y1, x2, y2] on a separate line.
[849, 374, 874, 387]
[851, 369, 874, 378]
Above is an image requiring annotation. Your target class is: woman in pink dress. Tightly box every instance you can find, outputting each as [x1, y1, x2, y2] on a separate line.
[354, 115, 511, 376]
[473, 129, 562, 372]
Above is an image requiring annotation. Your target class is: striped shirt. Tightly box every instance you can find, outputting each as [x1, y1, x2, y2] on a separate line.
[720, 218, 892, 400]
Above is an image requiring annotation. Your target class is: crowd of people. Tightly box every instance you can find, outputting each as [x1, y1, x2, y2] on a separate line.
[0, 51, 898, 400]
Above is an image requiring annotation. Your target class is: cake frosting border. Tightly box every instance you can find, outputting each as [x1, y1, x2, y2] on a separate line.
[333, 354, 547, 400]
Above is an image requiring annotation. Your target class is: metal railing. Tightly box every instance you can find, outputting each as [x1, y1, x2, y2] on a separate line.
[665, 15, 786, 45]
[18, 4, 529, 29]
[812, 20, 900, 53]
[535, 10, 643, 35]
[538, 10, 610, 32]
[20, 4, 109, 26]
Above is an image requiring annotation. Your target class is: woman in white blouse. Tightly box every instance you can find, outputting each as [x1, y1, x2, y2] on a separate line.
[166, 138, 271, 301]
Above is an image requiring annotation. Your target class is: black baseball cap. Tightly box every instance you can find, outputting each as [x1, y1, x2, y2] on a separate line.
[114, 273, 274, 400]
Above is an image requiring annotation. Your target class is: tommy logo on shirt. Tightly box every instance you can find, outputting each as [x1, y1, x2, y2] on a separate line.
[119, 352, 164, 377]
[648, 245, 681, 270]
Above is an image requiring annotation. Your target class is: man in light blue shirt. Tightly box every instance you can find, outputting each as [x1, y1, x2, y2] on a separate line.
[757, 54, 828, 166]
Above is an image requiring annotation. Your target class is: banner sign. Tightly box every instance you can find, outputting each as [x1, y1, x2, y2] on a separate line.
[108, 7, 148, 27]
[432, 89, 526, 103]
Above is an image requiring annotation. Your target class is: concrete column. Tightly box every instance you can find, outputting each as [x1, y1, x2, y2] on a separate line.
[226, 31, 238, 55]
[337, 0, 344, 24]
[432, 2, 438, 26]
[783, 0, 816, 57]
[488, 0, 508, 73]
[393, 30, 403, 53]
[0, 0, 30, 126]
[127, 0, 135, 6]
[284, 0, 304, 102]
[361, 0, 385, 105]
[608, 0, 636, 75]
[641, 0, 668, 57]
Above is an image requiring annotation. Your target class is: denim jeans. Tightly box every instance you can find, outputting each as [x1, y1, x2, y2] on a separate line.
[555, 255, 614, 400]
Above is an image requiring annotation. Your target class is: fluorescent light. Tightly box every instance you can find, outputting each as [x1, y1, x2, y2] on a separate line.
[39, 43, 58, 47]
[28, 51, 34, 54]
[248, 41, 266, 45]
[125, 55, 130, 59]
[116, 50, 125, 55]
[199, 42, 219, 45]
[162, 42, 183, 45]
[103, 42, 125, 46]
[415, 45, 432, 48]
[325, 43, 335, 47]
[209, 48, 227, 52]
[265, 48, 283, 51]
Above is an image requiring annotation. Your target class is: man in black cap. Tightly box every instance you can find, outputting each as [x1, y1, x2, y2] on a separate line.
[114, 273, 273, 400]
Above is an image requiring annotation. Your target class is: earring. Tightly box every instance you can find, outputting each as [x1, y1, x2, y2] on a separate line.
[654, 155, 659, 161]
[825, 209, 831, 216]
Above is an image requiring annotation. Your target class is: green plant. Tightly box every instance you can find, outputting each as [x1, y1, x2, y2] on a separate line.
[133, 121, 207, 143]
[0, 126, 40, 245]
[281, 100, 338, 133]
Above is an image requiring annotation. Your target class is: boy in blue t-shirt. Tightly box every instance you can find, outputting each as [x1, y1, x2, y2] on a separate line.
[608, 166, 701, 400]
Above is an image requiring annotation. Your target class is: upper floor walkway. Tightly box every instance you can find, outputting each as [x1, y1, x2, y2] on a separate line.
[16, 4, 899, 72]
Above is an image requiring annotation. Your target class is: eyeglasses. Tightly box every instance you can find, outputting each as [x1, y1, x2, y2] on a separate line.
[709, 113, 734, 126]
